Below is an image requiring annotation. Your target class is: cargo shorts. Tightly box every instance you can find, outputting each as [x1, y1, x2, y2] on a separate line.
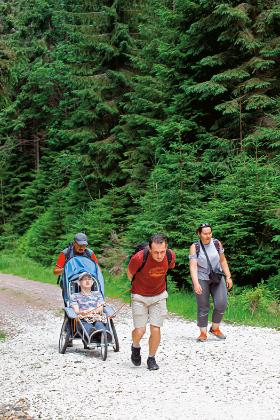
[131, 290, 168, 328]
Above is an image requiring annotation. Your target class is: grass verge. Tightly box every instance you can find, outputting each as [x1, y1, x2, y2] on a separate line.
[0, 252, 56, 285]
[0, 252, 279, 329]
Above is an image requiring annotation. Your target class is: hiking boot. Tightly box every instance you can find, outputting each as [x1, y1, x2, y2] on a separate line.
[131, 345, 141, 366]
[147, 356, 159, 371]
[209, 327, 226, 339]
[197, 331, 207, 342]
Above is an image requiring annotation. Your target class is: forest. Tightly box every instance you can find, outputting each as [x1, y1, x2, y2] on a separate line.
[0, 0, 280, 294]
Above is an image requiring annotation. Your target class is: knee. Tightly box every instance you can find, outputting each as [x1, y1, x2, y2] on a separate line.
[214, 299, 227, 313]
[133, 327, 146, 338]
[150, 325, 161, 336]
[198, 301, 210, 314]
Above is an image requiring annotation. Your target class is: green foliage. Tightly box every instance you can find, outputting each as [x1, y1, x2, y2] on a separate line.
[0, 251, 55, 284]
[195, 157, 280, 285]
[239, 282, 279, 315]
[0, 223, 19, 250]
[266, 273, 280, 297]
[0, 250, 279, 328]
[0, 0, 280, 296]
[18, 208, 62, 266]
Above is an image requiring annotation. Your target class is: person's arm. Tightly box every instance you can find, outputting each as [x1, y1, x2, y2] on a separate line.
[89, 292, 105, 314]
[54, 266, 63, 276]
[219, 252, 233, 290]
[90, 250, 99, 264]
[53, 252, 66, 276]
[189, 244, 202, 295]
[127, 267, 133, 281]
[71, 303, 100, 316]
[70, 294, 80, 314]
[127, 253, 142, 282]
[92, 303, 104, 314]
[71, 303, 80, 314]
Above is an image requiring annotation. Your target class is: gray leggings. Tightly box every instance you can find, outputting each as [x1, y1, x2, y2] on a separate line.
[195, 279, 227, 327]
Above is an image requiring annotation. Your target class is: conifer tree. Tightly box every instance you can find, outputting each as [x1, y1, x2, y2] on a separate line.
[0, 0, 279, 287]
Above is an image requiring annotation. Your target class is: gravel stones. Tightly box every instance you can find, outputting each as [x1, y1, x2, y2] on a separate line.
[0, 274, 279, 420]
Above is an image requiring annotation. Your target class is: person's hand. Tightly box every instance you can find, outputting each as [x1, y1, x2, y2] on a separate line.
[226, 277, 233, 290]
[193, 282, 202, 295]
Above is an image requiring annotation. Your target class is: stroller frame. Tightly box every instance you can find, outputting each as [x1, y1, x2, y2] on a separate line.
[58, 256, 119, 360]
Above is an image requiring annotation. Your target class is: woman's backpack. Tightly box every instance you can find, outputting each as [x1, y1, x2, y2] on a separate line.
[194, 238, 221, 257]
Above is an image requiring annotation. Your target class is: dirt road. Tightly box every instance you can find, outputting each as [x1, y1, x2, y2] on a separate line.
[0, 273, 279, 420]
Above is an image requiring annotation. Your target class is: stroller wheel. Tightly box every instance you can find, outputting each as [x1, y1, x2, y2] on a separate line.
[100, 330, 108, 361]
[110, 319, 120, 352]
[59, 317, 70, 354]
[83, 340, 90, 350]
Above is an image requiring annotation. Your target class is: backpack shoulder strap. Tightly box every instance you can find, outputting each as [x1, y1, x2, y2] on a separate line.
[62, 247, 69, 255]
[166, 249, 172, 266]
[194, 240, 220, 257]
[165, 249, 173, 295]
[213, 238, 221, 252]
[63, 244, 73, 262]
[84, 248, 93, 259]
[194, 241, 200, 257]
[131, 247, 149, 282]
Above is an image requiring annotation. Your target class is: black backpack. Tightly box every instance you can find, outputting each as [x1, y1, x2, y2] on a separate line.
[194, 238, 221, 257]
[130, 242, 173, 282]
[63, 242, 93, 262]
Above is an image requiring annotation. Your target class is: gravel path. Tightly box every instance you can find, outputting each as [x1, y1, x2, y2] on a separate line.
[0, 273, 279, 420]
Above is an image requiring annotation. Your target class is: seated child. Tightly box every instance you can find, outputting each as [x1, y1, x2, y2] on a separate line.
[70, 271, 107, 336]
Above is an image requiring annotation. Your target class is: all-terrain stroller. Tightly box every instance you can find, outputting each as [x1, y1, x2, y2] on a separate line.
[58, 256, 119, 360]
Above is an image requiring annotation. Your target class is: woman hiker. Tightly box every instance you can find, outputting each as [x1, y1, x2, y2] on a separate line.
[189, 223, 233, 342]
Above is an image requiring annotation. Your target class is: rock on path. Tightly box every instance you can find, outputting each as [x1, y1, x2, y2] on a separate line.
[0, 274, 279, 420]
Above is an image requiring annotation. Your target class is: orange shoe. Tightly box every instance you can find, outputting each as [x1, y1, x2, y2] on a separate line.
[197, 331, 207, 342]
[209, 327, 226, 339]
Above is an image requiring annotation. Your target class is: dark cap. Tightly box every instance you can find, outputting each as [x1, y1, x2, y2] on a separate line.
[74, 232, 88, 246]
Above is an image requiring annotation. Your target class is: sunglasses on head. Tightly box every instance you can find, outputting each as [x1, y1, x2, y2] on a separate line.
[199, 223, 212, 228]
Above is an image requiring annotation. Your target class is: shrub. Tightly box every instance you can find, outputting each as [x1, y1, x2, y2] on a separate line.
[266, 273, 280, 299]
[240, 282, 275, 314]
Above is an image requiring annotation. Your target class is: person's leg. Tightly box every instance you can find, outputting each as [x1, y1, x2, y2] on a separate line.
[146, 326, 161, 371]
[146, 296, 167, 370]
[132, 327, 146, 346]
[80, 320, 93, 335]
[130, 298, 148, 366]
[91, 321, 112, 342]
[209, 279, 228, 339]
[148, 296, 167, 354]
[149, 325, 161, 356]
[79, 320, 94, 348]
[131, 299, 148, 346]
[93, 321, 107, 331]
[194, 280, 211, 341]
